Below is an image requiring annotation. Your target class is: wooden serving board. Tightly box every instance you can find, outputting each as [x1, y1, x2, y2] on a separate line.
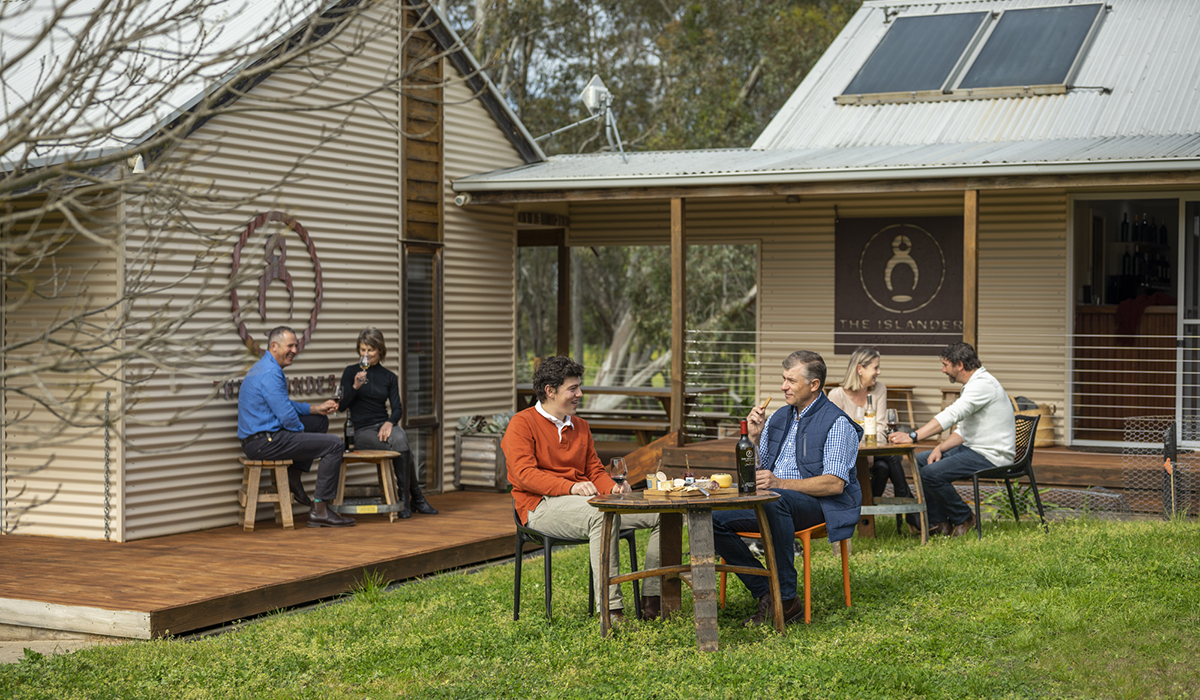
[643, 489, 741, 500]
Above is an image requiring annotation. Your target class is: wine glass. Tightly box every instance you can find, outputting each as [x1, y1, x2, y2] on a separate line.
[886, 408, 899, 433]
[610, 457, 628, 489]
[332, 383, 344, 405]
[358, 353, 370, 384]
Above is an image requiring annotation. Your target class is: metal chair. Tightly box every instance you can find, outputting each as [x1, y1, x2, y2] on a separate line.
[512, 505, 642, 622]
[717, 522, 851, 624]
[969, 414, 1048, 539]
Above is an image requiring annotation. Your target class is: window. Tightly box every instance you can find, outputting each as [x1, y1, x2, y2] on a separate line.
[838, 4, 1105, 104]
[842, 12, 990, 95]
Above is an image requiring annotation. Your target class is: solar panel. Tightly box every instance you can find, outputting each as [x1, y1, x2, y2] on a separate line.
[842, 12, 990, 95]
[958, 4, 1103, 89]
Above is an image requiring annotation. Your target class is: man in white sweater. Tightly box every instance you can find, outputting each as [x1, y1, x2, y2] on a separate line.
[887, 342, 1015, 537]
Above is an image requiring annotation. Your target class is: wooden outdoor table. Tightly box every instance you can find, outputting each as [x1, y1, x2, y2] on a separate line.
[588, 490, 784, 652]
[855, 443, 929, 544]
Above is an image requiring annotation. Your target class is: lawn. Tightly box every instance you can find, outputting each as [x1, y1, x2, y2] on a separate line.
[2, 517, 1197, 699]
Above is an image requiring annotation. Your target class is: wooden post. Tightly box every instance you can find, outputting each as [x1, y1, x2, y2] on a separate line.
[670, 198, 687, 444]
[963, 190, 979, 349]
[557, 238, 570, 357]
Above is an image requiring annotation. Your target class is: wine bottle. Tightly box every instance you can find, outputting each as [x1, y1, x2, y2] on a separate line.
[343, 415, 354, 452]
[1122, 249, 1132, 276]
[736, 420, 757, 494]
[1121, 213, 1129, 242]
[1160, 222, 1169, 246]
[864, 394, 877, 446]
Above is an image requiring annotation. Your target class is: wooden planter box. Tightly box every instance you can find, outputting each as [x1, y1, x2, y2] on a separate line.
[453, 432, 508, 492]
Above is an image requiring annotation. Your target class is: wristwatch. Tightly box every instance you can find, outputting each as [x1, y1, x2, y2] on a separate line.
[909, 430, 919, 443]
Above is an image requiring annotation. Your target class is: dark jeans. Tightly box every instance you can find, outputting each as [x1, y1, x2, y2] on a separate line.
[243, 414, 343, 501]
[872, 454, 919, 530]
[917, 444, 995, 525]
[353, 424, 426, 499]
[712, 489, 825, 601]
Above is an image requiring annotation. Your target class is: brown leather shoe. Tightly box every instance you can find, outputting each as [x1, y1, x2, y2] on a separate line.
[928, 521, 952, 536]
[640, 595, 661, 620]
[607, 610, 626, 627]
[950, 513, 977, 538]
[742, 595, 804, 627]
[306, 501, 356, 528]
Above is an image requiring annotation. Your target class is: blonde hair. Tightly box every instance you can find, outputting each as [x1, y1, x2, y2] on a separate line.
[840, 346, 881, 392]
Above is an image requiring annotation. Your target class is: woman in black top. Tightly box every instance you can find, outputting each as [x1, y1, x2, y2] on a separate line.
[338, 327, 437, 518]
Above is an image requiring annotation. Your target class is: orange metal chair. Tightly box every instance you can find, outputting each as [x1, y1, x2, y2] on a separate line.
[718, 522, 850, 624]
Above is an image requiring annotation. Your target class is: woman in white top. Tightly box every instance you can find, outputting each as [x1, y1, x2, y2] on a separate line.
[827, 347, 914, 506]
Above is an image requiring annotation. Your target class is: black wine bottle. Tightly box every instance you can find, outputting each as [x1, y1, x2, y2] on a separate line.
[736, 420, 757, 494]
[343, 415, 354, 452]
[1121, 212, 1129, 242]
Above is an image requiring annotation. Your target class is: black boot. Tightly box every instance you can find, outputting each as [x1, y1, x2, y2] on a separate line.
[307, 501, 355, 528]
[287, 467, 312, 508]
[392, 456, 412, 519]
[407, 454, 438, 515]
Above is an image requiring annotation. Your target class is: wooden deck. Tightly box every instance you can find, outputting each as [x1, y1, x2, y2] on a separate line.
[0, 491, 519, 639]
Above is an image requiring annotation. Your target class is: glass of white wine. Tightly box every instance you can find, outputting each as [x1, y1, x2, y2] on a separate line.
[358, 354, 370, 384]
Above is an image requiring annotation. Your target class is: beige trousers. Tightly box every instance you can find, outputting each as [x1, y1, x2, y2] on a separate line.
[527, 494, 661, 610]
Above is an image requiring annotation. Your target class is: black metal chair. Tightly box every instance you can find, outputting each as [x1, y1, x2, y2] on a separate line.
[969, 414, 1048, 540]
[512, 505, 642, 621]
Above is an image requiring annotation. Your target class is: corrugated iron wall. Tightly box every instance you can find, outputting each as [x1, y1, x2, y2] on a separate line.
[441, 77, 523, 487]
[2, 202, 125, 539]
[564, 190, 1069, 440]
[120, 4, 405, 540]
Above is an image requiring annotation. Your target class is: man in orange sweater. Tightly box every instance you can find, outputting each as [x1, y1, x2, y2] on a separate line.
[502, 356, 661, 624]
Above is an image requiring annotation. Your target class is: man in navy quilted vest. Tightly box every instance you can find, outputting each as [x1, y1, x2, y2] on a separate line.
[712, 350, 862, 626]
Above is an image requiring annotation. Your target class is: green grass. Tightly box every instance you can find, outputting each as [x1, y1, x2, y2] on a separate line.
[3, 518, 1198, 699]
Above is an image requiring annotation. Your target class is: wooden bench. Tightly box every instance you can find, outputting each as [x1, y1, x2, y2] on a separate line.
[238, 458, 294, 531]
[585, 417, 672, 446]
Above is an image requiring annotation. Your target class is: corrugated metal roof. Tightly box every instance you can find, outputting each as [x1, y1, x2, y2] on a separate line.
[454, 133, 1200, 190]
[1, 0, 542, 170]
[757, 0, 1200, 149]
[455, 0, 1200, 192]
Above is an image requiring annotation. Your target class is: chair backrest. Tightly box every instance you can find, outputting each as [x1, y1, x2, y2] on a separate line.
[1012, 414, 1040, 470]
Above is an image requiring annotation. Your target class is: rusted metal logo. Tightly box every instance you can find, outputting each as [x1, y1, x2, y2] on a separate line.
[231, 211, 324, 355]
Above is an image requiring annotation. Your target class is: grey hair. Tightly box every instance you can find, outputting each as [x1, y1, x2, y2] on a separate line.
[783, 350, 827, 390]
[266, 326, 296, 347]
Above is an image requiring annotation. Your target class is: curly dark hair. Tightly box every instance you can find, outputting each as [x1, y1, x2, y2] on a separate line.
[940, 342, 981, 371]
[532, 356, 585, 403]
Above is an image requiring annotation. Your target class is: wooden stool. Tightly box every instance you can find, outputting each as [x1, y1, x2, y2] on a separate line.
[238, 458, 294, 531]
[334, 450, 402, 522]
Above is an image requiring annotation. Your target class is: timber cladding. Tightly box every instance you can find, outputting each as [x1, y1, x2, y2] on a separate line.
[402, 10, 443, 243]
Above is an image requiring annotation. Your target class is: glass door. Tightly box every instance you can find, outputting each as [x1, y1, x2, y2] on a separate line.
[1178, 202, 1200, 445]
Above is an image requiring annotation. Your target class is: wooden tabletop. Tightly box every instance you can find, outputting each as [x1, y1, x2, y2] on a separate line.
[588, 489, 779, 513]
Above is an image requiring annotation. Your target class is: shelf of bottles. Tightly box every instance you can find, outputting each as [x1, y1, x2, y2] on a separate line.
[1110, 212, 1173, 302]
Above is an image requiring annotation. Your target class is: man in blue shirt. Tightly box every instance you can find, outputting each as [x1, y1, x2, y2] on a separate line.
[712, 350, 862, 626]
[238, 326, 353, 528]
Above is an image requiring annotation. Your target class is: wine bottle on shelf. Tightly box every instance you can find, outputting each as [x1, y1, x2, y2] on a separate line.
[1121, 212, 1129, 242]
[1141, 213, 1151, 242]
[736, 420, 757, 494]
[1149, 216, 1157, 244]
[1122, 249, 1132, 275]
[1160, 222, 1169, 246]
[864, 394, 877, 447]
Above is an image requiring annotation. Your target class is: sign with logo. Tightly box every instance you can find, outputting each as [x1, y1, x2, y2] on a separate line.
[230, 211, 324, 355]
[835, 217, 962, 355]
